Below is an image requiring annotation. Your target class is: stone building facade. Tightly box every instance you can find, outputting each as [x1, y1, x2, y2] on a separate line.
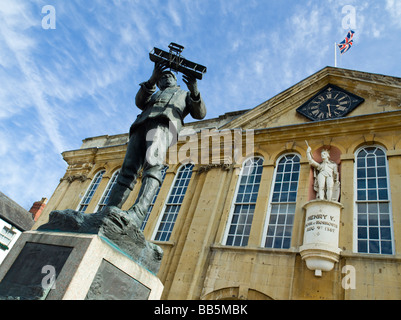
[34, 67, 401, 300]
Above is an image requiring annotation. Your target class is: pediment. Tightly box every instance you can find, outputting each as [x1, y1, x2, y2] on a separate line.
[221, 67, 401, 130]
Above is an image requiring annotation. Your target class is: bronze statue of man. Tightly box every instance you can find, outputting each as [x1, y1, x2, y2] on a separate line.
[106, 62, 206, 225]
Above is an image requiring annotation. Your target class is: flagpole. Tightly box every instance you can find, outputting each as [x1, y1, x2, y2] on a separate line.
[334, 42, 337, 68]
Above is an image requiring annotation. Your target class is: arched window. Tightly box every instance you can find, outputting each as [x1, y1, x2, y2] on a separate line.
[224, 157, 264, 247]
[355, 146, 393, 255]
[153, 163, 194, 241]
[96, 169, 120, 212]
[140, 165, 169, 231]
[263, 154, 300, 249]
[77, 170, 105, 213]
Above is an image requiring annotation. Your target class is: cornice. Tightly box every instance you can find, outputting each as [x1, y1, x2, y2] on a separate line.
[251, 110, 401, 144]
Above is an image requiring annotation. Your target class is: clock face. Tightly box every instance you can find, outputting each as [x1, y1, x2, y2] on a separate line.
[296, 84, 364, 121]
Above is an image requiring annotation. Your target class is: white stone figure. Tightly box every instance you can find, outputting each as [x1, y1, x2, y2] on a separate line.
[305, 141, 340, 202]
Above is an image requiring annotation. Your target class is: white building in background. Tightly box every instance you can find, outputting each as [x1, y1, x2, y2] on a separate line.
[0, 192, 34, 265]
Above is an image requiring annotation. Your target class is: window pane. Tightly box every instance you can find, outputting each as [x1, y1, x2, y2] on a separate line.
[357, 190, 366, 201]
[358, 227, 367, 239]
[357, 179, 366, 189]
[367, 189, 377, 200]
[154, 164, 193, 241]
[97, 169, 120, 212]
[366, 157, 375, 167]
[369, 241, 380, 254]
[78, 170, 105, 213]
[381, 241, 392, 255]
[377, 156, 385, 166]
[357, 203, 367, 213]
[355, 147, 393, 255]
[358, 214, 367, 226]
[358, 240, 368, 253]
[380, 214, 390, 226]
[378, 178, 387, 188]
[225, 158, 264, 247]
[380, 228, 391, 240]
[357, 169, 366, 178]
[377, 167, 386, 177]
[378, 189, 388, 200]
[369, 227, 379, 239]
[264, 154, 300, 249]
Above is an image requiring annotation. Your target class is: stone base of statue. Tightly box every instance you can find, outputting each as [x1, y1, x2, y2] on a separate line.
[299, 199, 343, 277]
[0, 207, 164, 300]
[0, 231, 164, 300]
[38, 206, 163, 274]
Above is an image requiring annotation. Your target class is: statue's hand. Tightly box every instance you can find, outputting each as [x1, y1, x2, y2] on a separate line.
[148, 62, 168, 86]
[183, 74, 199, 99]
[307, 146, 312, 154]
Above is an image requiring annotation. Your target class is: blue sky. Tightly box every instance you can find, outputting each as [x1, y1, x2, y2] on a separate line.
[0, 0, 400, 210]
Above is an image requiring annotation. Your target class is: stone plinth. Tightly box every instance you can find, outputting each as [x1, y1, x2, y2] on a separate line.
[37, 206, 163, 275]
[299, 200, 343, 277]
[0, 231, 164, 300]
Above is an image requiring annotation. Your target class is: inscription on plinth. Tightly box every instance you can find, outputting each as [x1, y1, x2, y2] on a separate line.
[0, 243, 72, 300]
[300, 200, 343, 276]
[86, 260, 151, 300]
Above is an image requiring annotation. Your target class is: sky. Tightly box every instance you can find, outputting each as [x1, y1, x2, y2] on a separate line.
[0, 0, 400, 210]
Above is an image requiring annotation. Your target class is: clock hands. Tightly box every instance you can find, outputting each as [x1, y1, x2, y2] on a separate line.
[327, 104, 332, 117]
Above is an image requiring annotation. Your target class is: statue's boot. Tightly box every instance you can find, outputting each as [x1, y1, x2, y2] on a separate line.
[106, 182, 132, 209]
[128, 176, 160, 228]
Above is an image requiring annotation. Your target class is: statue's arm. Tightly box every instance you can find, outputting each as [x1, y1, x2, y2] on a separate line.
[306, 148, 320, 168]
[135, 81, 156, 110]
[186, 92, 206, 120]
[135, 62, 166, 110]
[183, 74, 206, 120]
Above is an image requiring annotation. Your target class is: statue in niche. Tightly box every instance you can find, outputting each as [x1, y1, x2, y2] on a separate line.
[305, 141, 340, 202]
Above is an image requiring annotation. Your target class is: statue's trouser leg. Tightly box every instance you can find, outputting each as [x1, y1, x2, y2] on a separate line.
[129, 176, 160, 226]
[317, 174, 326, 200]
[107, 124, 148, 208]
[106, 182, 133, 208]
[326, 177, 334, 201]
[129, 121, 173, 226]
[108, 119, 173, 212]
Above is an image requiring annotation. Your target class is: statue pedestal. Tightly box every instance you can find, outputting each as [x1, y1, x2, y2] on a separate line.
[299, 200, 343, 277]
[0, 231, 164, 300]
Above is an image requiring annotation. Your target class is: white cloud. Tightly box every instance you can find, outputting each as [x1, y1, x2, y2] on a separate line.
[386, 0, 401, 27]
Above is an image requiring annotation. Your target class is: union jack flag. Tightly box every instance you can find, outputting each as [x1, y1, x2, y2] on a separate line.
[337, 30, 355, 54]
